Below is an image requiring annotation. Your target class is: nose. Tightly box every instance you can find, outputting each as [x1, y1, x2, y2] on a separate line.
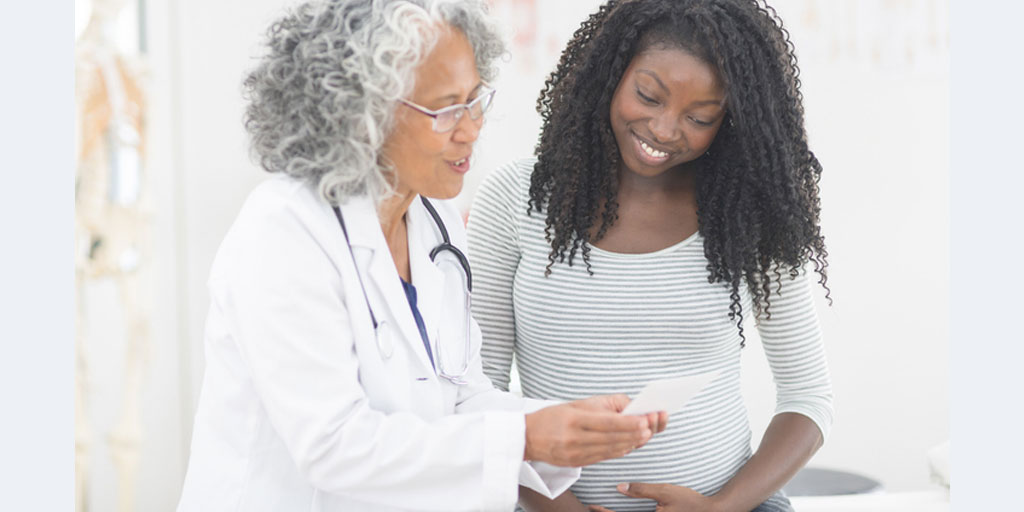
[649, 112, 682, 145]
[451, 108, 482, 143]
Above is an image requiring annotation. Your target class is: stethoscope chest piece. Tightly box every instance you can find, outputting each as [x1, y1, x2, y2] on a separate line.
[376, 321, 395, 359]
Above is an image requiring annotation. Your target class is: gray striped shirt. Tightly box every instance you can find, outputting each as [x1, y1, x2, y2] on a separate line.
[467, 158, 833, 511]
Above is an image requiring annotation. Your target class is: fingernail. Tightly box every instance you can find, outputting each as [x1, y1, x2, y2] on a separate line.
[617, 483, 629, 493]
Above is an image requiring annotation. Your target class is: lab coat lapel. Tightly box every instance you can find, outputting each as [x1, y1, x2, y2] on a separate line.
[338, 197, 437, 376]
[406, 199, 444, 362]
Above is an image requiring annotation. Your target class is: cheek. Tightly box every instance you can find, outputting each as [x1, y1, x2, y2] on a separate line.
[689, 127, 722, 153]
[609, 88, 633, 125]
[385, 128, 445, 168]
[612, 97, 646, 125]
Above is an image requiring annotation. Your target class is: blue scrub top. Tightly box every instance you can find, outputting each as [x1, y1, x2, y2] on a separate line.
[400, 278, 435, 371]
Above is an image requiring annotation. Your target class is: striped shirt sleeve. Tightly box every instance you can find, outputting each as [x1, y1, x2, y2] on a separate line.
[756, 268, 835, 441]
[467, 160, 524, 391]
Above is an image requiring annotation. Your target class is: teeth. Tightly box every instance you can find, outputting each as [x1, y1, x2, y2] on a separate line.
[639, 139, 668, 159]
[454, 158, 466, 166]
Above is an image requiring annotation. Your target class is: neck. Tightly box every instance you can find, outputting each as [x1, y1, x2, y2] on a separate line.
[378, 189, 417, 247]
[617, 163, 697, 199]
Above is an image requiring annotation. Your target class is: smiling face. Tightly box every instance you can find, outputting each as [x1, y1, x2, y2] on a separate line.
[381, 25, 484, 200]
[609, 45, 727, 179]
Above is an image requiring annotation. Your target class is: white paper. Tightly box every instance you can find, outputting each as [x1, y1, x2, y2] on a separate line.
[621, 370, 722, 416]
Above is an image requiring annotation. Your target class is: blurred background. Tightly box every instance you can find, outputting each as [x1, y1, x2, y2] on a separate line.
[73, 0, 949, 510]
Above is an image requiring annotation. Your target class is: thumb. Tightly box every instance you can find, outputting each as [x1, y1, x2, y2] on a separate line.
[616, 482, 670, 501]
[605, 393, 632, 413]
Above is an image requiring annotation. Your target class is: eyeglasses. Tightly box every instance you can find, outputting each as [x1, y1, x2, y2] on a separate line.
[399, 87, 496, 133]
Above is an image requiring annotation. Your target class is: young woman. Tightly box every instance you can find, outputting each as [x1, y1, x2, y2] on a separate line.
[468, 1, 833, 510]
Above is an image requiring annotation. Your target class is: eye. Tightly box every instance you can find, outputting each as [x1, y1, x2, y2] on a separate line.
[636, 89, 658, 105]
[688, 116, 713, 127]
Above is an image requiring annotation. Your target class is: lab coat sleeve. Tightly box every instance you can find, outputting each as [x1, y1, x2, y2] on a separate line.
[213, 193, 527, 511]
[452, 318, 580, 499]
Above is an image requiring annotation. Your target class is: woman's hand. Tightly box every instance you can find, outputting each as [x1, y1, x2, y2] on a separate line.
[524, 394, 666, 467]
[568, 395, 670, 437]
[587, 483, 720, 512]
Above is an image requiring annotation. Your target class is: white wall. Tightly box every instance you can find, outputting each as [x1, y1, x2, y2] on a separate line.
[740, 1, 949, 492]
[86, 0, 948, 508]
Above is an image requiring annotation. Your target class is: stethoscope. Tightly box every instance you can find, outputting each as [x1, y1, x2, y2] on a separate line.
[332, 196, 472, 385]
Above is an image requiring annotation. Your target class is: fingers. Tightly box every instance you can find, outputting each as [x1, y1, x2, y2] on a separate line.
[643, 411, 669, 434]
[588, 506, 615, 512]
[573, 428, 650, 447]
[572, 394, 632, 413]
[603, 393, 632, 413]
[643, 412, 658, 436]
[634, 413, 658, 449]
[576, 410, 650, 434]
[525, 400, 672, 467]
[525, 404, 653, 466]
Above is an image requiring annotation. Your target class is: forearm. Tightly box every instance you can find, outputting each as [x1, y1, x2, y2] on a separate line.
[710, 412, 822, 511]
[519, 487, 587, 512]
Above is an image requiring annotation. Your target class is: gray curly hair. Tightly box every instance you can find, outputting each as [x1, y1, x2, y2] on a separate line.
[243, 0, 505, 204]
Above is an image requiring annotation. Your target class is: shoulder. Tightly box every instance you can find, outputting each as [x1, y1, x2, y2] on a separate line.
[224, 175, 331, 253]
[474, 157, 535, 214]
[482, 157, 534, 195]
[235, 174, 319, 227]
[212, 175, 335, 282]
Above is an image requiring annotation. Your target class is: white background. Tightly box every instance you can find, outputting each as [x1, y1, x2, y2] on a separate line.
[58, 0, 966, 510]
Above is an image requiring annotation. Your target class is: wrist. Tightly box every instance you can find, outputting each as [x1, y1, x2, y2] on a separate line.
[523, 411, 534, 461]
[706, 491, 735, 512]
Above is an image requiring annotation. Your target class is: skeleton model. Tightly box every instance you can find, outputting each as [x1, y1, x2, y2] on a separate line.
[75, 0, 149, 510]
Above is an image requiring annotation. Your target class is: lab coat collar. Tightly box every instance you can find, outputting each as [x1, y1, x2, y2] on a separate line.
[335, 195, 443, 377]
[406, 198, 444, 357]
[335, 195, 383, 250]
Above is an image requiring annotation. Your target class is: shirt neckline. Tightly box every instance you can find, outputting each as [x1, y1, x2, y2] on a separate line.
[587, 229, 702, 259]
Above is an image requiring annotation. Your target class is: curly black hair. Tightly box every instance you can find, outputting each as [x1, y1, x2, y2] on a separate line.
[528, 0, 830, 344]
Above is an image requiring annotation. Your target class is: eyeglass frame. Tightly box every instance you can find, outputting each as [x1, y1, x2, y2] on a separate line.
[398, 85, 496, 133]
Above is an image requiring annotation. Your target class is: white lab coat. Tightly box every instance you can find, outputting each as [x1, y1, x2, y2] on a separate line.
[177, 175, 578, 511]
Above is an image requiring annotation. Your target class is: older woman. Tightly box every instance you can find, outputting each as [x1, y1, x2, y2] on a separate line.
[176, 1, 665, 511]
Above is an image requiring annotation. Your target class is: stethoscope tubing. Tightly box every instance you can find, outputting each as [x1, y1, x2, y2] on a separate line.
[332, 196, 472, 384]
[420, 196, 472, 293]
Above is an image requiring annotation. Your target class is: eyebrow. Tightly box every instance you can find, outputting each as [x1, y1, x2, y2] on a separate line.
[427, 82, 484, 105]
[636, 69, 724, 107]
[637, 69, 669, 93]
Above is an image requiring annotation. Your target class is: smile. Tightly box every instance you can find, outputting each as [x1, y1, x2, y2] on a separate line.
[631, 131, 672, 163]
[448, 156, 471, 174]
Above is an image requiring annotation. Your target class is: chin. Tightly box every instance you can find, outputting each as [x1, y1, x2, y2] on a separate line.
[423, 184, 462, 200]
[620, 156, 669, 177]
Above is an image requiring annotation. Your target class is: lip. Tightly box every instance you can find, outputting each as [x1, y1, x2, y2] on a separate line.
[446, 153, 472, 175]
[629, 131, 674, 165]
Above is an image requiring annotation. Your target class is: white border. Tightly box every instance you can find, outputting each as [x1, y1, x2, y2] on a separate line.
[0, 2, 74, 510]
[950, 0, 1024, 507]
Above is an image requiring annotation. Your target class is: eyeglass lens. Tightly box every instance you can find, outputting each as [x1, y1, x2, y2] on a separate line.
[434, 90, 494, 132]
